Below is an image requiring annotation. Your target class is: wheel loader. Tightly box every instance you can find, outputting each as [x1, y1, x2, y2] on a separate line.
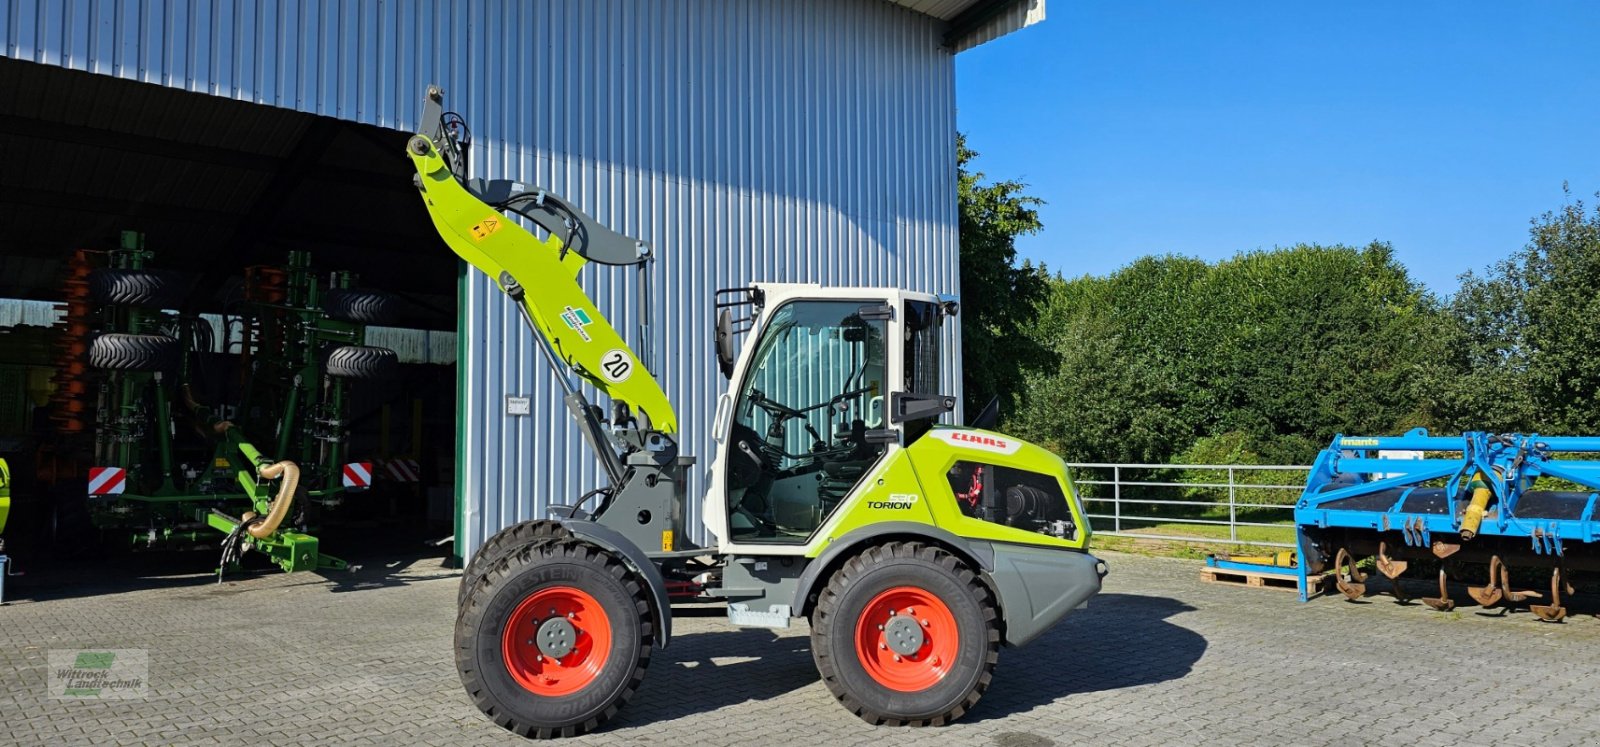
[409, 87, 1105, 739]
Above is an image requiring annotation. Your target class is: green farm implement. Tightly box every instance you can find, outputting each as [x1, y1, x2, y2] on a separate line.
[49, 231, 398, 573]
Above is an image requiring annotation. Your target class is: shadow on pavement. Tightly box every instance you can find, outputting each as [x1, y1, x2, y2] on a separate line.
[611, 627, 820, 725]
[607, 592, 1205, 728]
[4, 551, 225, 603]
[6, 527, 453, 603]
[968, 593, 1206, 721]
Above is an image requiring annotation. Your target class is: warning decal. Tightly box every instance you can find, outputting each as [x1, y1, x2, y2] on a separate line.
[469, 215, 503, 242]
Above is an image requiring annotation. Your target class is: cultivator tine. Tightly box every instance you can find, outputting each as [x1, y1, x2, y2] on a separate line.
[1530, 568, 1573, 623]
[1467, 555, 1505, 607]
[1375, 541, 1410, 603]
[1334, 547, 1367, 601]
[1499, 561, 1543, 605]
[1421, 568, 1455, 612]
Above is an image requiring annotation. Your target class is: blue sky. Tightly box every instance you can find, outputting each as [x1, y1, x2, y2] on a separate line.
[954, 2, 1600, 294]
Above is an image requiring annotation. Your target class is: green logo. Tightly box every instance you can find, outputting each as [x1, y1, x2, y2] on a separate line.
[49, 649, 147, 699]
[560, 306, 594, 342]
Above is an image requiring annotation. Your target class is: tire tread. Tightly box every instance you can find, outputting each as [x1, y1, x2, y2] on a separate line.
[810, 540, 1000, 727]
[456, 538, 652, 739]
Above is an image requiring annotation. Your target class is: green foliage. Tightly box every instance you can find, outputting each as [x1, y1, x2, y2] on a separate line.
[1009, 243, 1444, 464]
[956, 135, 1051, 415]
[1431, 193, 1600, 434]
[955, 156, 1600, 469]
[1174, 432, 1312, 507]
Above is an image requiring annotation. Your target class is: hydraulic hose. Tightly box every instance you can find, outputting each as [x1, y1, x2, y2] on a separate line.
[245, 460, 300, 539]
[210, 420, 297, 538]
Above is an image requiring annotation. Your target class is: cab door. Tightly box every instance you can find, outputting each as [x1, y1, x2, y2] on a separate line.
[708, 298, 893, 547]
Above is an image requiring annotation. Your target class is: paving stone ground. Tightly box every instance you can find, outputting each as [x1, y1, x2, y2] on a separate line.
[4, 544, 1600, 747]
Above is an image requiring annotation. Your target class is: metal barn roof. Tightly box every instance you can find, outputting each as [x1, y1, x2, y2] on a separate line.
[888, 0, 1046, 51]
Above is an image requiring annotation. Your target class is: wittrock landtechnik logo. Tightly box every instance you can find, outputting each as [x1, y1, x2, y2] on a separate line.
[48, 649, 148, 699]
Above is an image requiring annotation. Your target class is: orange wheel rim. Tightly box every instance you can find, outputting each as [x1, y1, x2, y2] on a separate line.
[854, 586, 959, 692]
[501, 586, 612, 696]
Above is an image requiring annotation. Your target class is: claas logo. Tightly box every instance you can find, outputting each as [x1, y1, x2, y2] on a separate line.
[950, 432, 1008, 450]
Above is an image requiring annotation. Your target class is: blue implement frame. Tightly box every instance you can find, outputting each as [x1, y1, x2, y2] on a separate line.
[1293, 429, 1600, 601]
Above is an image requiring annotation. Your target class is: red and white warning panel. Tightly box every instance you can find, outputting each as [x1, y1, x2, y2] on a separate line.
[381, 458, 421, 483]
[88, 467, 127, 495]
[341, 462, 373, 490]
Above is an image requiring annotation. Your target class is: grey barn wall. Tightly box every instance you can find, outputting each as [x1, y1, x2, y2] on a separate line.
[1, 0, 962, 554]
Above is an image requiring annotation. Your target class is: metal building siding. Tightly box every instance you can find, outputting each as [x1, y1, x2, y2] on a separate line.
[2, 0, 963, 556]
[457, 0, 963, 554]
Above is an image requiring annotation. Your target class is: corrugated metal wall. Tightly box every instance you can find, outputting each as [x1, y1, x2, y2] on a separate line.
[1, 0, 962, 556]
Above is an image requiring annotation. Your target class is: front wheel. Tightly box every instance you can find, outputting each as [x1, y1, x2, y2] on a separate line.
[458, 519, 572, 608]
[456, 539, 653, 739]
[811, 541, 1000, 726]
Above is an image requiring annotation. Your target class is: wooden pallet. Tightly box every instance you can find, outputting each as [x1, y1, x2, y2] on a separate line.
[1200, 566, 1302, 592]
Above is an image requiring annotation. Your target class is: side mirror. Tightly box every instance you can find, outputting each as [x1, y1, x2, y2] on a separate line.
[716, 308, 736, 379]
[889, 392, 957, 424]
[968, 396, 999, 430]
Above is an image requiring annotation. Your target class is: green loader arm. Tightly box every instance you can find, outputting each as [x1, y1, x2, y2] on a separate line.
[405, 125, 677, 435]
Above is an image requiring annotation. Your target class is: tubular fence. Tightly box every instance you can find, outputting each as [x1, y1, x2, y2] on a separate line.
[1065, 463, 1311, 550]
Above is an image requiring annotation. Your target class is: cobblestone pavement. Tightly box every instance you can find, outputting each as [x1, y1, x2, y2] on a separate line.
[5, 546, 1600, 747]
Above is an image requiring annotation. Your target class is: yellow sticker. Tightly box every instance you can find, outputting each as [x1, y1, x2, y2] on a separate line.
[1343, 438, 1380, 447]
[214, 458, 230, 468]
[661, 530, 674, 552]
[469, 215, 504, 241]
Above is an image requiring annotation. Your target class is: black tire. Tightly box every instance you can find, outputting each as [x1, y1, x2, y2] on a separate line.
[457, 538, 653, 739]
[87, 333, 179, 372]
[458, 519, 573, 608]
[89, 269, 185, 308]
[322, 288, 398, 325]
[324, 345, 397, 380]
[811, 541, 1000, 726]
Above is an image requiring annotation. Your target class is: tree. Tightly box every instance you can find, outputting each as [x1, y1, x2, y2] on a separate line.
[1011, 243, 1446, 464]
[1436, 192, 1600, 433]
[957, 134, 1051, 416]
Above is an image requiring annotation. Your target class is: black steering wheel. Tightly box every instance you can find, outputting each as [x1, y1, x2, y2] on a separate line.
[747, 387, 876, 461]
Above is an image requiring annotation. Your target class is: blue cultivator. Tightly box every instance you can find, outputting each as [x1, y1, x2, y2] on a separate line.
[1295, 429, 1600, 621]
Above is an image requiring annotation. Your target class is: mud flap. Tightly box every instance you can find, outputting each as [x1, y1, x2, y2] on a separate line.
[559, 519, 674, 649]
[981, 542, 1105, 647]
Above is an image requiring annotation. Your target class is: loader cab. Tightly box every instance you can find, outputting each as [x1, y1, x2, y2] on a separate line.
[706, 284, 953, 553]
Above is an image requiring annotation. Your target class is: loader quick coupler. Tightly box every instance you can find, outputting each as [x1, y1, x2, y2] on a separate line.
[410, 86, 1103, 739]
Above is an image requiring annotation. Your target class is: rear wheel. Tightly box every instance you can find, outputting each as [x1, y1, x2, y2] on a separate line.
[811, 541, 999, 726]
[458, 519, 572, 607]
[456, 539, 653, 739]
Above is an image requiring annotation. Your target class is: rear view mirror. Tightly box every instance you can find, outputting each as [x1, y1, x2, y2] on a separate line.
[968, 396, 999, 430]
[716, 308, 736, 379]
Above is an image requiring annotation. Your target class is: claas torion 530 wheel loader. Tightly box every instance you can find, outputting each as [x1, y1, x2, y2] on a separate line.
[407, 87, 1106, 739]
